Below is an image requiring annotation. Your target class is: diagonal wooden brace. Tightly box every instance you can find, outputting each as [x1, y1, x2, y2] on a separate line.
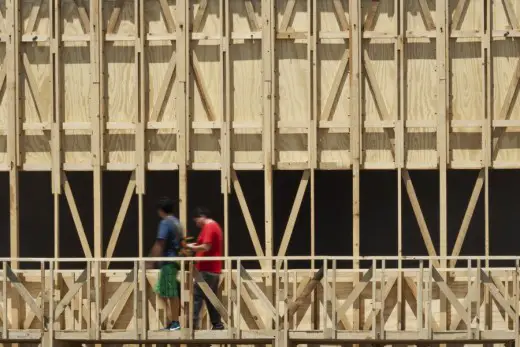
[6, 265, 42, 321]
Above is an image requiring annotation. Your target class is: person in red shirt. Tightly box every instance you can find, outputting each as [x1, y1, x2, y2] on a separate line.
[187, 207, 224, 330]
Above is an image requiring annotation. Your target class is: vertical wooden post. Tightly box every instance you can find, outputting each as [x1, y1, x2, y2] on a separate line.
[135, 0, 146, 195]
[397, 0, 406, 335]
[7, 0, 20, 270]
[91, 0, 103, 260]
[350, 0, 362, 340]
[51, 0, 62, 266]
[437, 0, 449, 339]
[483, 0, 492, 341]
[222, 0, 231, 258]
[177, 0, 189, 225]
[262, 0, 274, 272]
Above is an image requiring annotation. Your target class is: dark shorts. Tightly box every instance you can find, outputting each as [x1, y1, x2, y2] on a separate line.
[154, 263, 180, 298]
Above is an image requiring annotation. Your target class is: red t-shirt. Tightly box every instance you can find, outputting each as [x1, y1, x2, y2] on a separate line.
[195, 221, 223, 273]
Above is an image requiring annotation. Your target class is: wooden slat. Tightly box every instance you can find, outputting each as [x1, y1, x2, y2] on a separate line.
[332, 0, 349, 31]
[451, 0, 468, 31]
[244, 0, 260, 31]
[105, 174, 137, 263]
[5, 265, 42, 319]
[106, 0, 125, 34]
[278, 170, 310, 257]
[321, 50, 349, 122]
[63, 174, 93, 258]
[25, 0, 43, 34]
[231, 170, 265, 261]
[279, 0, 296, 31]
[72, 0, 91, 33]
[418, 0, 436, 30]
[192, 268, 229, 325]
[450, 170, 485, 268]
[149, 54, 176, 122]
[158, 0, 176, 32]
[54, 268, 88, 319]
[432, 267, 470, 326]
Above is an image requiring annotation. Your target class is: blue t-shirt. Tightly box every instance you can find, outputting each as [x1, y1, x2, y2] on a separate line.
[156, 215, 183, 258]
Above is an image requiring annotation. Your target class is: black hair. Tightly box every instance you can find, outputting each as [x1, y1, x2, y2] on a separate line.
[157, 197, 174, 214]
[193, 206, 211, 218]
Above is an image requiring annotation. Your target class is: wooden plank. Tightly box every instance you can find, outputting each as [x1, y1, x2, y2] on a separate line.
[231, 274, 266, 329]
[159, 0, 176, 32]
[277, 170, 310, 257]
[337, 267, 373, 314]
[190, 56, 217, 121]
[192, 268, 229, 325]
[492, 58, 520, 160]
[54, 268, 88, 320]
[363, 50, 391, 122]
[481, 270, 517, 320]
[450, 170, 485, 268]
[22, 53, 48, 121]
[502, 0, 520, 30]
[72, 0, 91, 33]
[332, 0, 349, 31]
[418, 0, 435, 30]
[5, 266, 42, 318]
[63, 174, 93, 258]
[193, 0, 208, 32]
[431, 267, 470, 326]
[321, 50, 349, 122]
[402, 171, 440, 267]
[106, 0, 125, 34]
[100, 270, 135, 324]
[363, 0, 380, 31]
[239, 265, 277, 319]
[105, 174, 137, 263]
[244, 0, 260, 31]
[24, 0, 43, 34]
[363, 276, 398, 330]
[279, 0, 296, 31]
[231, 170, 265, 260]
[451, 0, 468, 31]
[350, 0, 362, 334]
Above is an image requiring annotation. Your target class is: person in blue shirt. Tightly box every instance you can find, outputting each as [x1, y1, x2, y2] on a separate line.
[147, 197, 184, 331]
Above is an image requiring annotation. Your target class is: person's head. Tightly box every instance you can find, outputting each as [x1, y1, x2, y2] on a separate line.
[193, 206, 211, 228]
[157, 197, 174, 219]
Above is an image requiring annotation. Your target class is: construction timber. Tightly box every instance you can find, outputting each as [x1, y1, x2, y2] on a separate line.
[1, 256, 520, 347]
[2, 0, 520, 346]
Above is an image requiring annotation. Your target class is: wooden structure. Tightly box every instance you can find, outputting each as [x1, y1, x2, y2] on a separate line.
[1, 256, 520, 347]
[1, 0, 520, 345]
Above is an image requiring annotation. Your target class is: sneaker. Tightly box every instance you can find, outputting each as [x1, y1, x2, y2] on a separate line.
[212, 323, 224, 330]
[169, 321, 181, 331]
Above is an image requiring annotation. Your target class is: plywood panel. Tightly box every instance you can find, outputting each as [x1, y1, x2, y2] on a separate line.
[0, 0, 7, 168]
[449, 0, 483, 167]
[62, 0, 92, 169]
[492, 1, 520, 167]
[316, 0, 351, 169]
[190, 0, 222, 168]
[103, 0, 137, 168]
[404, 0, 437, 168]
[229, 0, 263, 166]
[145, 0, 177, 168]
[20, 0, 52, 170]
[275, 0, 310, 167]
[362, 0, 397, 168]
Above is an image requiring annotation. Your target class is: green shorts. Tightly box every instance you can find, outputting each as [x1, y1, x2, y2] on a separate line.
[154, 263, 180, 298]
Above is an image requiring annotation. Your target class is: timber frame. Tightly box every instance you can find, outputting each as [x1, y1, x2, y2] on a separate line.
[1, 256, 520, 346]
[1, 0, 520, 346]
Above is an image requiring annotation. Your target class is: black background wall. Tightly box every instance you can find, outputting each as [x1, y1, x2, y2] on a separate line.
[0, 169, 517, 267]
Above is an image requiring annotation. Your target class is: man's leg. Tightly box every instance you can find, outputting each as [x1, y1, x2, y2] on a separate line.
[202, 272, 223, 329]
[192, 281, 205, 329]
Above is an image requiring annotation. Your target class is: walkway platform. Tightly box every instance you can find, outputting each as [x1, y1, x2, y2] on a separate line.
[1, 256, 519, 346]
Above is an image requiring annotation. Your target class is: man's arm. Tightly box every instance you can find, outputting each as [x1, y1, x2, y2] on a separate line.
[188, 225, 213, 252]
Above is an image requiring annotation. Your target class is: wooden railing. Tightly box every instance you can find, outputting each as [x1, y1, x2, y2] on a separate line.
[0, 256, 519, 345]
